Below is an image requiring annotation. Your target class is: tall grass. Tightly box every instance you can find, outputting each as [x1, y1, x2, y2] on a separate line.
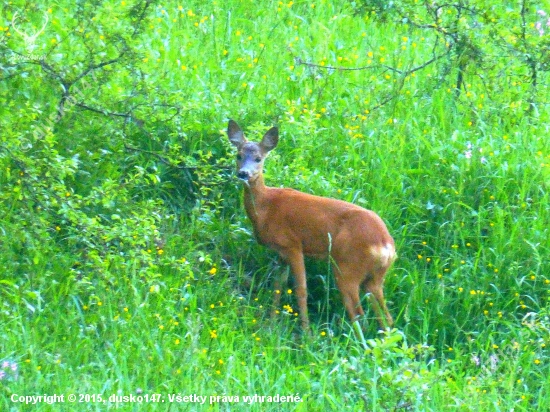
[1, 0, 549, 410]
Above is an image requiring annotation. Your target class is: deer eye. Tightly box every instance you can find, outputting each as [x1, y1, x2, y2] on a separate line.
[236, 154, 242, 161]
[255, 157, 261, 163]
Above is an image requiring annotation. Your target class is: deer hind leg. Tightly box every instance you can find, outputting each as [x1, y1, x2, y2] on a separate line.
[363, 273, 393, 329]
[334, 266, 372, 346]
[334, 264, 365, 322]
[339, 283, 364, 322]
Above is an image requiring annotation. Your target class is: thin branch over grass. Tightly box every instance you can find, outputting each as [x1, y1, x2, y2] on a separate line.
[291, 38, 449, 112]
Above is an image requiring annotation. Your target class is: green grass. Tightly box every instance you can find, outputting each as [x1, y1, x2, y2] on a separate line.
[1, 0, 549, 410]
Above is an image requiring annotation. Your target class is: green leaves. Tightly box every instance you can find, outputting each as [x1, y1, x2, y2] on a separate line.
[0, 1, 549, 410]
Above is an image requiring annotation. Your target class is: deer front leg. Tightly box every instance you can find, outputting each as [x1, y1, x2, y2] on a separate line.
[271, 266, 290, 319]
[279, 248, 310, 332]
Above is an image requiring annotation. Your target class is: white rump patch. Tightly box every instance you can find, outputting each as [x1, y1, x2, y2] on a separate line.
[371, 243, 396, 268]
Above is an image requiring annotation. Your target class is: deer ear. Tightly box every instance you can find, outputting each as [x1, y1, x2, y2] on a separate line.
[227, 120, 246, 147]
[260, 127, 278, 153]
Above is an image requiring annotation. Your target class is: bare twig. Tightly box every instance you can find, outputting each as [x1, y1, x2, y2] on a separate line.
[75, 102, 136, 120]
[294, 56, 387, 72]
[123, 143, 232, 172]
[292, 41, 448, 78]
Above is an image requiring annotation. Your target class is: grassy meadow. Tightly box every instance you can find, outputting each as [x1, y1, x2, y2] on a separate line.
[1, 0, 549, 410]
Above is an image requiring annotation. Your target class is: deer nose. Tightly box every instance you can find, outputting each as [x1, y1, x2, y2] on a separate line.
[237, 170, 249, 180]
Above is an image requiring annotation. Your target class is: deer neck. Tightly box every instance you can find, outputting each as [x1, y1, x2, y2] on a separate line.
[243, 173, 267, 221]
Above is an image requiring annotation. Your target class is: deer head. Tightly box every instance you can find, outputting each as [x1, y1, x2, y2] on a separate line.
[227, 120, 278, 183]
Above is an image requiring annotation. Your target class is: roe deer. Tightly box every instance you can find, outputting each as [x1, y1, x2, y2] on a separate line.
[227, 120, 396, 332]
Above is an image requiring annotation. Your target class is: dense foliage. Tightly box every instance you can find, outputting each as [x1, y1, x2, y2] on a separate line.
[1, 0, 549, 410]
